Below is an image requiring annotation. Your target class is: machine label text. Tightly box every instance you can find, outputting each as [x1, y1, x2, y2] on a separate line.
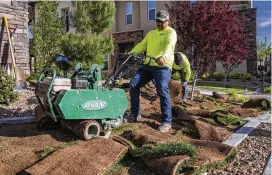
[82, 100, 108, 111]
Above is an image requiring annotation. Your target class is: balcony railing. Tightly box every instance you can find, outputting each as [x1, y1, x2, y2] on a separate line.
[230, 4, 249, 10]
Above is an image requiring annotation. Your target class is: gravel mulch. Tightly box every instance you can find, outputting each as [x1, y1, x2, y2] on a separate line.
[0, 88, 37, 118]
[208, 122, 271, 175]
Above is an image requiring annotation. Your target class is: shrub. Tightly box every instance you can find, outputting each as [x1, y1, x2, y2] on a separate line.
[26, 72, 41, 81]
[245, 73, 253, 80]
[212, 72, 224, 81]
[264, 86, 271, 94]
[233, 72, 243, 79]
[201, 72, 211, 79]
[0, 69, 18, 105]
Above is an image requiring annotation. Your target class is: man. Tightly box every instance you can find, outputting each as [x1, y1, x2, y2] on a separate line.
[124, 10, 177, 133]
[172, 52, 191, 102]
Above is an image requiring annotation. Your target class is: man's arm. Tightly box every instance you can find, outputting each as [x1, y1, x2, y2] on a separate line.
[161, 30, 177, 61]
[129, 33, 149, 54]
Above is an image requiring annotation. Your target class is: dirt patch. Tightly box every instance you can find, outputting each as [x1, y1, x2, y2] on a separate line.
[25, 138, 127, 175]
[144, 155, 190, 175]
[0, 123, 77, 174]
[188, 139, 233, 168]
[129, 123, 180, 145]
[242, 98, 271, 110]
[169, 80, 181, 102]
[172, 105, 231, 142]
[186, 108, 212, 118]
[229, 107, 260, 118]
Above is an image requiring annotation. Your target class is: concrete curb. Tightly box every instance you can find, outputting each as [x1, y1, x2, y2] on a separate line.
[223, 120, 260, 147]
[245, 111, 271, 123]
[0, 116, 35, 124]
[263, 153, 271, 175]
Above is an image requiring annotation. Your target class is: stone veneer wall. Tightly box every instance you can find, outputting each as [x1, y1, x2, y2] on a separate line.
[0, 2, 29, 74]
[240, 8, 257, 75]
[111, 30, 143, 71]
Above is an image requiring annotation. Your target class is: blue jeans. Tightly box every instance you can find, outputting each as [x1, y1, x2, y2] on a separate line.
[130, 66, 172, 124]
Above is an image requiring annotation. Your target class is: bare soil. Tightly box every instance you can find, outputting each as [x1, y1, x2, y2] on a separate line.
[0, 123, 78, 174]
[0, 83, 266, 174]
[25, 138, 127, 175]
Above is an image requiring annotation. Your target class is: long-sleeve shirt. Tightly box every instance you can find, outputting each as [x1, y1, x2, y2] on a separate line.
[130, 27, 177, 69]
[172, 52, 191, 81]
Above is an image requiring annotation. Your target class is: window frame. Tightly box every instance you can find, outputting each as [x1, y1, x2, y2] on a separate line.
[125, 2, 133, 26]
[102, 53, 110, 71]
[147, 0, 156, 21]
[61, 8, 70, 32]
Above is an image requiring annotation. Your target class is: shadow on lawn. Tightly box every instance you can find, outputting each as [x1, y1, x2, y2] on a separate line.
[0, 122, 78, 142]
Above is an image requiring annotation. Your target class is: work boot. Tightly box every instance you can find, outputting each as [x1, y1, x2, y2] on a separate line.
[158, 122, 171, 132]
[123, 113, 141, 123]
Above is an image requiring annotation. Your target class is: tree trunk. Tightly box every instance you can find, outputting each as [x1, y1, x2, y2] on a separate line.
[224, 73, 228, 87]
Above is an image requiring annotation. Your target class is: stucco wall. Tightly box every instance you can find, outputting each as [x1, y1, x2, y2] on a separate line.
[115, 1, 141, 33]
[115, 1, 170, 36]
[216, 60, 247, 75]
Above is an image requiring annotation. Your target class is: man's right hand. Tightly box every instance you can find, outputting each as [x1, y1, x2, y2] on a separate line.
[156, 56, 166, 66]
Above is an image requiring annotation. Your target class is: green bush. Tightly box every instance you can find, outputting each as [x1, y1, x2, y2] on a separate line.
[0, 69, 18, 105]
[201, 72, 211, 79]
[212, 72, 224, 81]
[264, 86, 271, 94]
[26, 72, 40, 81]
[233, 72, 243, 79]
[245, 73, 253, 80]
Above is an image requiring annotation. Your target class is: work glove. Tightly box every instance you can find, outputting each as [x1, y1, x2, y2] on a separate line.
[130, 53, 137, 58]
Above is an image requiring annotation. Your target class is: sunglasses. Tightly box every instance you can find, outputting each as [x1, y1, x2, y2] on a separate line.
[156, 19, 168, 23]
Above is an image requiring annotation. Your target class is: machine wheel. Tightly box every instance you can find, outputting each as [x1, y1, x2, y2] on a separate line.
[72, 120, 102, 140]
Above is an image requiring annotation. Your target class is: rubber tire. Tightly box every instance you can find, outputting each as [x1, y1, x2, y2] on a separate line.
[72, 120, 102, 140]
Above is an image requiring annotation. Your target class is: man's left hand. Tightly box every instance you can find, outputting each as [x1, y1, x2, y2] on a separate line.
[157, 56, 166, 66]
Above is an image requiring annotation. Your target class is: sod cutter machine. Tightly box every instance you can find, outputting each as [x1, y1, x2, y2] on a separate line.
[34, 53, 146, 140]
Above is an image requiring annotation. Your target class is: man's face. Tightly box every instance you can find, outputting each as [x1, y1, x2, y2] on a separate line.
[156, 20, 169, 31]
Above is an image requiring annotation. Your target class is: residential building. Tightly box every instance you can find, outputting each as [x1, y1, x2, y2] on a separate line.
[32, 0, 258, 76]
[0, 0, 30, 74]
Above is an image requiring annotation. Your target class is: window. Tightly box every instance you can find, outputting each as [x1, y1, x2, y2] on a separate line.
[148, 0, 156, 21]
[28, 24, 34, 39]
[125, 2, 132, 25]
[61, 8, 70, 32]
[103, 54, 109, 71]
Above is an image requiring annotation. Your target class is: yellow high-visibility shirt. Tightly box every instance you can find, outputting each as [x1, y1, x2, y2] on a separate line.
[172, 52, 191, 81]
[130, 27, 177, 69]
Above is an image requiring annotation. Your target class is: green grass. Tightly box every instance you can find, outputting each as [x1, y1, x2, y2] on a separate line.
[264, 86, 271, 94]
[212, 112, 241, 126]
[188, 81, 253, 94]
[40, 140, 81, 159]
[111, 123, 137, 136]
[132, 142, 196, 158]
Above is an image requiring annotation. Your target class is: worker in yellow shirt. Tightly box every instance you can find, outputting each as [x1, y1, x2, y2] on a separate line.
[124, 10, 177, 133]
[172, 52, 191, 102]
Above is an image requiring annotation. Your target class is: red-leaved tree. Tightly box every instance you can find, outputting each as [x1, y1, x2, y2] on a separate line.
[166, 1, 247, 84]
[214, 3, 247, 86]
